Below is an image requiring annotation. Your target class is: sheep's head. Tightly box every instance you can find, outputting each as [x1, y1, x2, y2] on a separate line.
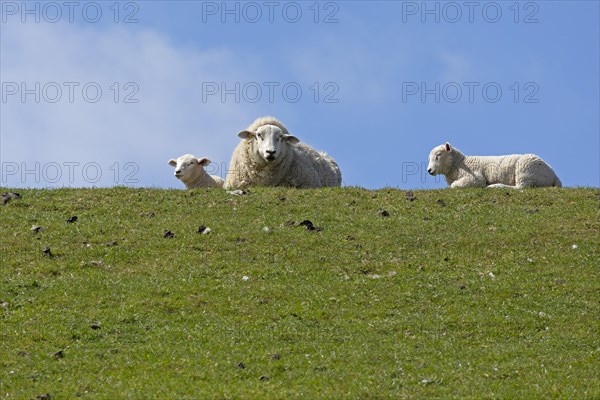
[238, 124, 299, 163]
[427, 143, 454, 176]
[168, 154, 210, 181]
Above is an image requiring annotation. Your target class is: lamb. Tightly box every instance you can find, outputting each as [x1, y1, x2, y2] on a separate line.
[224, 116, 342, 189]
[427, 143, 562, 188]
[168, 154, 224, 189]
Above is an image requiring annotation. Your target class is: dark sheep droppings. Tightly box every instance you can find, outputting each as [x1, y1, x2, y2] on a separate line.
[66, 216, 78, 223]
[405, 191, 416, 201]
[163, 230, 175, 239]
[299, 220, 314, 229]
[52, 350, 64, 359]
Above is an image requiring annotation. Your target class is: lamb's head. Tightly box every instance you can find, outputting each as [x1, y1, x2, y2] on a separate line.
[168, 154, 211, 182]
[238, 124, 299, 163]
[427, 143, 455, 176]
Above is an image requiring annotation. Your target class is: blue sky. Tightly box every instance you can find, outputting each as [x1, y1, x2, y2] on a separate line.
[1, 1, 598, 189]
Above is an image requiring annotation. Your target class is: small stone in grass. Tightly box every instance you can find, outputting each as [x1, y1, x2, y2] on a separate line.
[379, 210, 390, 217]
[242, 276, 249, 281]
[571, 244, 578, 250]
[259, 375, 270, 381]
[405, 191, 416, 201]
[197, 226, 211, 234]
[31, 225, 42, 233]
[163, 230, 174, 239]
[262, 226, 272, 233]
[66, 216, 78, 223]
[436, 199, 446, 207]
[90, 323, 101, 330]
[36, 394, 51, 400]
[237, 362, 246, 369]
[42, 246, 53, 257]
[227, 189, 247, 196]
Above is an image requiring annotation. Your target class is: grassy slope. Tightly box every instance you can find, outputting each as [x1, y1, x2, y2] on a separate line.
[0, 187, 598, 399]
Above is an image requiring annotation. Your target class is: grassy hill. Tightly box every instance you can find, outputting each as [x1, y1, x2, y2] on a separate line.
[1, 187, 598, 399]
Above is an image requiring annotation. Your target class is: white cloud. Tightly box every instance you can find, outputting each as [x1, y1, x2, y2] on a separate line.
[1, 22, 256, 188]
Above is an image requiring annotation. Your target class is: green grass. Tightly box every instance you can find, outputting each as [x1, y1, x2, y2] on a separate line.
[1, 187, 598, 399]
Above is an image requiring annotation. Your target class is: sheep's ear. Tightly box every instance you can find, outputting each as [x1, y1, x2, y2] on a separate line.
[198, 158, 211, 166]
[238, 130, 255, 139]
[168, 159, 177, 167]
[445, 143, 452, 152]
[285, 135, 300, 144]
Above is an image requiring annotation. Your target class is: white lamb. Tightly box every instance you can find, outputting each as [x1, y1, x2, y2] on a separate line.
[168, 154, 224, 189]
[224, 116, 342, 189]
[427, 143, 562, 188]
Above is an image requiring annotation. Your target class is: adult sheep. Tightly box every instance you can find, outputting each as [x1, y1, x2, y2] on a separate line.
[427, 143, 562, 188]
[224, 117, 342, 189]
[168, 154, 224, 189]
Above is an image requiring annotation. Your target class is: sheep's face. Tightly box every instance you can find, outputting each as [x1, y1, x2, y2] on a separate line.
[168, 155, 210, 181]
[239, 125, 299, 163]
[427, 143, 454, 176]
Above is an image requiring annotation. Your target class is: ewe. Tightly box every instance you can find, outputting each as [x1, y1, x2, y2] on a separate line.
[224, 117, 342, 189]
[168, 154, 224, 189]
[427, 143, 562, 188]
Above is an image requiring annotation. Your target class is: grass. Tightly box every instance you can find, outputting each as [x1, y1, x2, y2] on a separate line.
[0, 187, 598, 399]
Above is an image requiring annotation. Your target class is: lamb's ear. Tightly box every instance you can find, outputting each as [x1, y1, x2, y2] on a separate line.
[168, 159, 177, 167]
[445, 142, 452, 152]
[198, 157, 211, 166]
[285, 135, 300, 144]
[238, 130, 255, 139]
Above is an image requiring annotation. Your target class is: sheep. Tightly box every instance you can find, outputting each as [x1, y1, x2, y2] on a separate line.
[224, 116, 342, 189]
[427, 143, 562, 188]
[168, 154, 224, 189]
